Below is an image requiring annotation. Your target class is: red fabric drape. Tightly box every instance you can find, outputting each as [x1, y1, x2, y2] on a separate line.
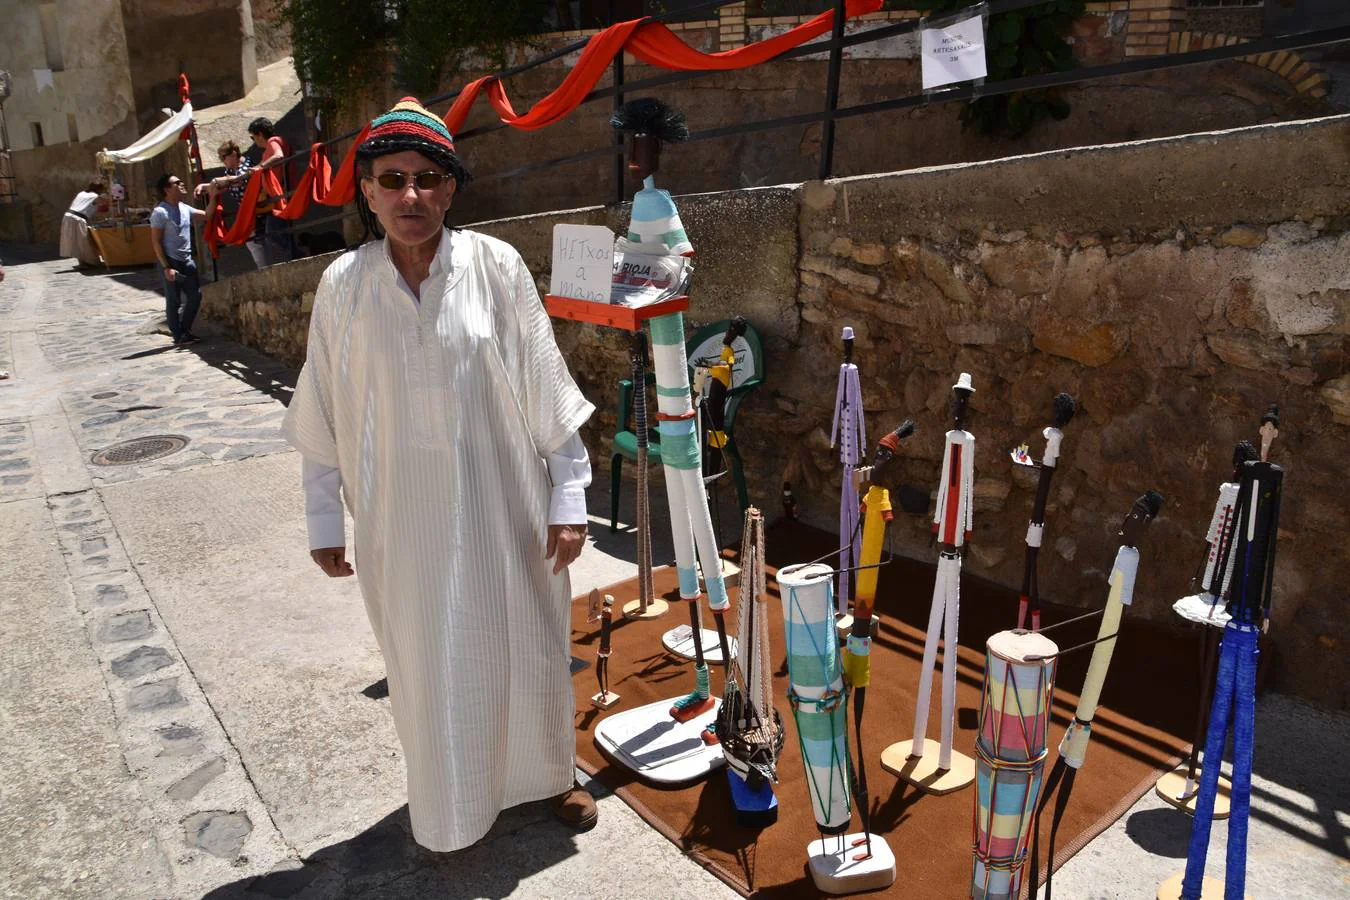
[444, 0, 880, 134]
[208, 4, 882, 253]
[206, 125, 370, 255]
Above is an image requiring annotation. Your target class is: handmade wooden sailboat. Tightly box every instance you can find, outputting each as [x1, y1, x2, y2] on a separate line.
[714, 506, 785, 826]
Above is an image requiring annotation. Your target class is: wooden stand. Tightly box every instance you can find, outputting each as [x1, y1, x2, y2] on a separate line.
[879, 739, 975, 794]
[545, 294, 689, 331]
[1157, 872, 1247, 900]
[805, 833, 896, 895]
[1154, 766, 1233, 819]
[590, 690, 621, 710]
[89, 223, 157, 267]
[621, 597, 669, 620]
[594, 696, 724, 785]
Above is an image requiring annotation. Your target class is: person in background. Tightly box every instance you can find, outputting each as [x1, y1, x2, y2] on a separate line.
[248, 117, 292, 265]
[60, 181, 106, 267]
[149, 172, 208, 346]
[198, 139, 267, 269]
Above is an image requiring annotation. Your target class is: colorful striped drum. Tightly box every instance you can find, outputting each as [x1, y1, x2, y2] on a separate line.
[972, 630, 1058, 899]
[779, 562, 852, 835]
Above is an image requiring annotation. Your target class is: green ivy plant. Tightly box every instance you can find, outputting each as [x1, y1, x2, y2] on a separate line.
[283, 0, 393, 117]
[918, 0, 1086, 136]
[283, 0, 549, 115]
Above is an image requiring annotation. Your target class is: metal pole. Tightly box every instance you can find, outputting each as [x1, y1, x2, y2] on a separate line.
[612, 0, 626, 206]
[818, 0, 847, 181]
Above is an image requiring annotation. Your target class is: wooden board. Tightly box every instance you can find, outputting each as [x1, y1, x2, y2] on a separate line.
[661, 624, 738, 664]
[89, 224, 157, 267]
[545, 294, 688, 331]
[879, 739, 975, 794]
[622, 597, 670, 620]
[594, 696, 724, 785]
[1154, 766, 1233, 819]
[1157, 872, 1246, 900]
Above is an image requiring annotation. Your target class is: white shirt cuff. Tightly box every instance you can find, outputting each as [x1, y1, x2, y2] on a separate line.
[547, 432, 591, 525]
[302, 457, 346, 550]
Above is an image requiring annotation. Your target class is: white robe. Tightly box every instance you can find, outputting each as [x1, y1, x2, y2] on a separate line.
[60, 191, 102, 266]
[282, 228, 595, 851]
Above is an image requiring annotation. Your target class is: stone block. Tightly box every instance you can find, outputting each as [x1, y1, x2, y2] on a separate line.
[183, 810, 252, 859]
[1266, 289, 1347, 337]
[127, 678, 186, 712]
[1033, 319, 1127, 367]
[1205, 331, 1289, 372]
[979, 241, 1059, 295]
[100, 610, 154, 643]
[1219, 224, 1266, 248]
[111, 645, 174, 679]
[1320, 375, 1350, 426]
[166, 757, 227, 802]
[801, 255, 881, 294]
[973, 478, 1011, 513]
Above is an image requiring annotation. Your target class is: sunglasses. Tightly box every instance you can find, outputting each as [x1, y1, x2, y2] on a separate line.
[166, 180, 184, 187]
[371, 170, 453, 191]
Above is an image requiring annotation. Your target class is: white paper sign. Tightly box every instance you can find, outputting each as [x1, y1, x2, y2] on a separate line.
[920, 14, 987, 90]
[550, 224, 615, 303]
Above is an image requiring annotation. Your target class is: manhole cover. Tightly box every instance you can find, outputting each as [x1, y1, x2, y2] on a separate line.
[91, 435, 189, 467]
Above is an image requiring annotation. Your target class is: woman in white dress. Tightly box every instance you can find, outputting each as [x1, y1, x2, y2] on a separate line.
[59, 181, 105, 267]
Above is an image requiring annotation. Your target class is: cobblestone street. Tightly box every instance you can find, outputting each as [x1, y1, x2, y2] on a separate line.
[0, 249, 733, 900]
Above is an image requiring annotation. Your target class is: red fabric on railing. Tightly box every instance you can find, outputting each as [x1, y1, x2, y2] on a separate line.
[316, 124, 370, 205]
[206, 126, 371, 255]
[273, 151, 319, 222]
[446, 20, 644, 133]
[209, 4, 882, 253]
[445, 0, 880, 134]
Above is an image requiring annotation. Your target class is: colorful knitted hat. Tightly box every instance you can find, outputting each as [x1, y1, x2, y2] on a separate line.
[357, 96, 471, 185]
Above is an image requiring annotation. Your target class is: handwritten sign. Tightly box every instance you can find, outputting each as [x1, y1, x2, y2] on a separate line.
[920, 13, 987, 90]
[550, 224, 616, 303]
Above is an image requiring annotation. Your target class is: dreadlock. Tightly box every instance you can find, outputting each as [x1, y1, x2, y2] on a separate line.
[610, 98, 690, 142]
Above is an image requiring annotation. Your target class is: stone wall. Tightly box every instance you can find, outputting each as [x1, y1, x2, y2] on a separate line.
[120, 0, 258, 130]
[0, 0, 139, 152]
[203, 114, 1350, 709]
[201, 251, 335, 363]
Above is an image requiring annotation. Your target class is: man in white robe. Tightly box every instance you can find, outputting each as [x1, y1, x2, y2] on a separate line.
[282, 97, 598, 852]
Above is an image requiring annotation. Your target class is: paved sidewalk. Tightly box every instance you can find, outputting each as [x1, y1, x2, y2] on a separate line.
[0, 246, 1344, 899]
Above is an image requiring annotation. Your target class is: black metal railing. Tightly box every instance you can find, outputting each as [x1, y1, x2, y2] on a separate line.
[219, 0, 1350, 276]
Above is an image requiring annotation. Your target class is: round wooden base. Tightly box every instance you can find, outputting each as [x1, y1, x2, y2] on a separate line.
[622, 597, 669, 620]
[1157, 872, 1247, 899]
[1154, 767, 1232, 819]
[661, 625, 738, 664]
[879, 739, 975, 794]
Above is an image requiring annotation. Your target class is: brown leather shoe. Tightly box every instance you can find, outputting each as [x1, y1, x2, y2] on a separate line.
[550, 782, 599, 831]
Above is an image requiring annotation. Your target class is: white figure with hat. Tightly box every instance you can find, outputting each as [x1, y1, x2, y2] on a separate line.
[881, 372, 977, 793]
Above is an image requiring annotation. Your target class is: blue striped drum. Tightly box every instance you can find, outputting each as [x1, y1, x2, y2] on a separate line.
[779, 562, 852, 834]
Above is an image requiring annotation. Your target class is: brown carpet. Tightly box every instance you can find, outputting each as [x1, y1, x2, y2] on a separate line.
[570, 522, 1192, 898]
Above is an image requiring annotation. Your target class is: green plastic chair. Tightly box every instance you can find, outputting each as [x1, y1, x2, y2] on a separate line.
[610, 318, 765, 532]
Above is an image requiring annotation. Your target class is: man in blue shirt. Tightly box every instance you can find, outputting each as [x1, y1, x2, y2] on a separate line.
[149, 172, 209, 345]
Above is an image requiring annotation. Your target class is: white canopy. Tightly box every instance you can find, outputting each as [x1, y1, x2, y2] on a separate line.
[99, 102, 193, 165]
